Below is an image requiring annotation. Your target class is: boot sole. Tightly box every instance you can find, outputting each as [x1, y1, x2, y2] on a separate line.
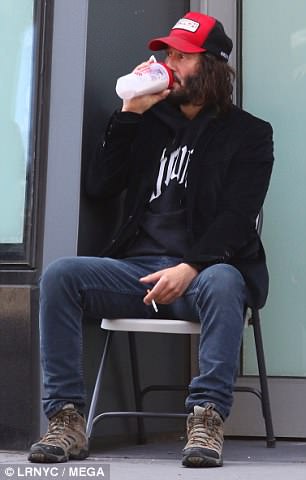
[182, 448, 223, 468]
[28, 448, 89, 464]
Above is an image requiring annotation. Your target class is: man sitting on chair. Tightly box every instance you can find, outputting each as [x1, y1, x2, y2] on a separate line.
[28, 11, 274, 467]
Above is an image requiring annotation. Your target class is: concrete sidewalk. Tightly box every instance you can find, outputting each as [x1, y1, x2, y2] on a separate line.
[0, 439, 305, 479]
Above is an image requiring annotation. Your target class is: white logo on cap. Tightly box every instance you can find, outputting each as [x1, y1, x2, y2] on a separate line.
[172, 18, 200, 33]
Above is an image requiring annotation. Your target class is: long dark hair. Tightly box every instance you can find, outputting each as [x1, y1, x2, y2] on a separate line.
[190, 53, 235, 113]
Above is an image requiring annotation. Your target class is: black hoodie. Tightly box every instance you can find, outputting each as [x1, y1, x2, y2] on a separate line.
[123, 103, 217, 257]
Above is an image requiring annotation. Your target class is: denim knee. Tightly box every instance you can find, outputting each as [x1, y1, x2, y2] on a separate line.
[40, 256, 81, 295]
[196, 264, 246, 302]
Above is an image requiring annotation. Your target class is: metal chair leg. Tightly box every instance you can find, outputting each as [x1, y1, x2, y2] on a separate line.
[86, 330, 113, 438]
[252, 309, 276, 447]
[128, 332, 146, 444]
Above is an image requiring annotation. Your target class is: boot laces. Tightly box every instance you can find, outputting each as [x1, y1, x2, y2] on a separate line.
[187, 406, 223, 451]
[41, 409, 79, 446]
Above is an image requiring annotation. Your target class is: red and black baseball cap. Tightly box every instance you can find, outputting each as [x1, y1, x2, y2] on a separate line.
[148, 12, 233, 62]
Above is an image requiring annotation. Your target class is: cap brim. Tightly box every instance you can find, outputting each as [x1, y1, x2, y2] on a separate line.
[148, 35, 206, 53]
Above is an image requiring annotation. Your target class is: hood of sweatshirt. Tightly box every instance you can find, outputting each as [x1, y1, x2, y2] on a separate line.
[150, 100, 218, 150]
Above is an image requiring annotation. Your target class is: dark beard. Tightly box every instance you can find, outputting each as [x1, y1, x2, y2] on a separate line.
[167, 72, 204, 107]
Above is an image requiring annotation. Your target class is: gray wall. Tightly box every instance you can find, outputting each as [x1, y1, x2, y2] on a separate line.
[42, 0, 89, 270]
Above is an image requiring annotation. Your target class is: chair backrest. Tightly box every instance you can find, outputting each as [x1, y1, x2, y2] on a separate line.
[256, 209, 263, 236]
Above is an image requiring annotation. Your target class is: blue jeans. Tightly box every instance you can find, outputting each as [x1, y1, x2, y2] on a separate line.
[40, 255, 246, 420]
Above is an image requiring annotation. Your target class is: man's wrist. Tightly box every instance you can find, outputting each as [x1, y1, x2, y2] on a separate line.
[121, 106, 143, 114]
[184, 263, 202, 273]
[180, 263, 200, 275]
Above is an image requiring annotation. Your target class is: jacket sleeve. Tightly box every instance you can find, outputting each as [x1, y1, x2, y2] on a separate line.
[85, 111, 143, 199]
[183, 120, 274, 266]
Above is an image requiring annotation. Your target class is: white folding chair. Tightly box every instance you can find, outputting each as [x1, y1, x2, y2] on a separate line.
[86, 311, 275, 447]
[86, 210, 275, 447]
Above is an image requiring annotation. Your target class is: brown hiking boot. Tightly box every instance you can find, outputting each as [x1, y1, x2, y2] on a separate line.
[28, 404, 89, 463]
[182, 404, 224, 467]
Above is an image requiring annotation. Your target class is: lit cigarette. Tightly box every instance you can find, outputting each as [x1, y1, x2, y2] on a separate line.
[151, 299, 158, 313]
[147, 289, 158, 312]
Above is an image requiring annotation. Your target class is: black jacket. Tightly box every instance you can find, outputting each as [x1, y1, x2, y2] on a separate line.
[86, 102, 274, 308]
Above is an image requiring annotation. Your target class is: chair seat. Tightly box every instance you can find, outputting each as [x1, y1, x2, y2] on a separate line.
[101, 318, 201, 335]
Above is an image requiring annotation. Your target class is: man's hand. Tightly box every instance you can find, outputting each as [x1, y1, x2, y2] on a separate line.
[121, 59, 170, 114]
[121, 89, 170, 114]
[140, 263, 199, 305]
